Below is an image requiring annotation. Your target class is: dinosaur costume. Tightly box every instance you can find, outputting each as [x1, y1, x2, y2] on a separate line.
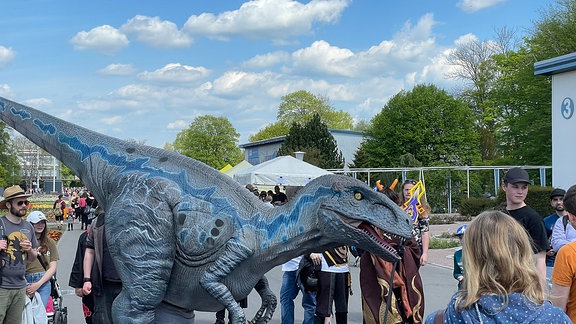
[0, 96, 413, 323]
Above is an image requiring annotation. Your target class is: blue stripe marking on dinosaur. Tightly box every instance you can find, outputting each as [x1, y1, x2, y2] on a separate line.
[10, 106, 32, 120]
[33, 119, 57, 135]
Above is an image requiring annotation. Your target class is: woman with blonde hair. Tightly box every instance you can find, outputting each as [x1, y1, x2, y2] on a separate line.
[426, 210, 569, 323]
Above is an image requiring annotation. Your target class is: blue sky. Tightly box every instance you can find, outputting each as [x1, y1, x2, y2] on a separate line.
[0, 0, 550, 148]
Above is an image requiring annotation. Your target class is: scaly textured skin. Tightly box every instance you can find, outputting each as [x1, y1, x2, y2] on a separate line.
[0, 97, 413, 323]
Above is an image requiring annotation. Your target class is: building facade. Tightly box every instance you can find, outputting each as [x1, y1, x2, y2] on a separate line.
[239, 129, 364, 169]
[535, 52, 576, 190]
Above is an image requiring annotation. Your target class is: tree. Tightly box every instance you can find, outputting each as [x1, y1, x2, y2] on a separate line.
[278, 114, 344, 169]
[173, 115, 244, 170]
[248, 122, 289, 142]
[445, 28, 517, 161]
[357, 84, 480, 168]
[0, 122, 21, 187]
[491, 49, 552, 165]
[250, 90, 354, 141]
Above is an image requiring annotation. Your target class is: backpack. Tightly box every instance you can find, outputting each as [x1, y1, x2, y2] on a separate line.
[53, 207, 62, 217]
[296, 255, 321, 293]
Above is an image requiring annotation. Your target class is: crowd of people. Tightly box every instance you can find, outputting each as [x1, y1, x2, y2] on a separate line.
[3, 168, 576, 323]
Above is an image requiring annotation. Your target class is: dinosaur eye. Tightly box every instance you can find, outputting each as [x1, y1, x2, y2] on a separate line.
[354, 192, 363, 200]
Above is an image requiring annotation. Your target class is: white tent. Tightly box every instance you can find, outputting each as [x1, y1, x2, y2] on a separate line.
[223, 160, 253, 178]
[233, 155, 332, 186]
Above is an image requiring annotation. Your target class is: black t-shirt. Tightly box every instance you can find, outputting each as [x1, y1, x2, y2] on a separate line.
[272, 192, 287, 203]
[507, 205, 548, 253]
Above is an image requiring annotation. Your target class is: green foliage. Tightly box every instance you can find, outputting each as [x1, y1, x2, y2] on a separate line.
[357, 84, 480, 168]
[526, 0, 576, 60]
[277, 90, 354, 129]
[495, 185, 556, 218]
[459, 197, 499, 217]
[248, 122, 289, 142]
[173, 115, 244, 170]
[250, 90, 354, 142]
[278, 114, 344, 169]
[0, 122, 21, 187]
[429, 237, 460, 249]
[491, 49, 552, 165]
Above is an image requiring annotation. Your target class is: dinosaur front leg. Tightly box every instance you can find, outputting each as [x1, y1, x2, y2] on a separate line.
[199, 240, 252, 324]
[251, 276, 277, 324]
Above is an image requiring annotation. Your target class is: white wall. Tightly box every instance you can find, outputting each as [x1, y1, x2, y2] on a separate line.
[552, 70, 576, 190]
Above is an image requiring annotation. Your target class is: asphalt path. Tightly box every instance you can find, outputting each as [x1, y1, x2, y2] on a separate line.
[55, 227, 457, 323]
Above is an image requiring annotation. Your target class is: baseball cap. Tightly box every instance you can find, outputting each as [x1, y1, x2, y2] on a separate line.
[550, 188, 566, 199]
[27, 211, 47, 224]
[503, 167, 530, 184]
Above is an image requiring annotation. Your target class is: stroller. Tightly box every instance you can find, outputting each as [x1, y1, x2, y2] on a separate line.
[47, 276, 68, 324]
[36, 252, 68, 324]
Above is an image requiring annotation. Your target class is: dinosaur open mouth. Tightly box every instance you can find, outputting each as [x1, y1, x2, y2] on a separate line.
[357, 222, 402, 261]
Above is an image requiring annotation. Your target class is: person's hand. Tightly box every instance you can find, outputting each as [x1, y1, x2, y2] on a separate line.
[420, 252, 428, 266]
[75, 287, 84, 297]
[309, 253, 322, 266]
[82, 281, 92, 295]
[457, 276, 464, 282]
[0, 239, 6, 250]
[20, 238, 32, 252]
[547, 249, 556, 257]
[26, 282, 40, 297]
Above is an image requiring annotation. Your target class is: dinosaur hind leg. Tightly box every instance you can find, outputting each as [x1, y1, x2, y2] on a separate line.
[199, 240, 252, 324]
[251, 276, 277, 324]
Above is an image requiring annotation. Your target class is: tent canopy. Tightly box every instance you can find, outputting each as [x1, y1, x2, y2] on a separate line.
[223, 160, 253, 177]
[233, 156, 332, 186]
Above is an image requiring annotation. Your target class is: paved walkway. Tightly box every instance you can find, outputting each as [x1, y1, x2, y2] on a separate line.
[55, 224, 459, 323]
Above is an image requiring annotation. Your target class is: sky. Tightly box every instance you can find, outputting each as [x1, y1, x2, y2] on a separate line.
[0, 0, 552, 148]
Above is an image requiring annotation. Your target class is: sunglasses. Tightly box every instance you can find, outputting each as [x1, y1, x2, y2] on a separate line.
[404, 179, 417, 185]
[14, 200, 30, 206]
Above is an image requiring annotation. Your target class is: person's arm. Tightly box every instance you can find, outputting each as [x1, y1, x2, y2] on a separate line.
[420, 231, 429, 266]
[69, 233, 86, 289]
[82, 247, 95, 295]
[26, 259, 57, 297]
[551, 217, 569, 251]
[534, 251, 547, 281]
[550, 283, 571, 311]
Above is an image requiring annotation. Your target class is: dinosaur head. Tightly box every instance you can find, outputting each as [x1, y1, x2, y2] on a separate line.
[298, 174, 413, 262]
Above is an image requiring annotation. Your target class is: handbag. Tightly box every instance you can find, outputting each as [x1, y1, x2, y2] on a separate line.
[36, 253, 60, 298]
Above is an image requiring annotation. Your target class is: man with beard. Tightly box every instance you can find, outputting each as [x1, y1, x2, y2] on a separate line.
[550, 188, 576, 257]
[0, 185, 38, 323]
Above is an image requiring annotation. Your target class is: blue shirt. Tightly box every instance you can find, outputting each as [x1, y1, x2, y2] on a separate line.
[425, 293, 570, 323]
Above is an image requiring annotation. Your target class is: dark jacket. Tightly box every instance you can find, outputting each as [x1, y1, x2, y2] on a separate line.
[69, 230, 89, 289]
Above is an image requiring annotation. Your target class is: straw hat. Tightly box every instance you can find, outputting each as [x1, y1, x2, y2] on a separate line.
[0, 185, 32, 209]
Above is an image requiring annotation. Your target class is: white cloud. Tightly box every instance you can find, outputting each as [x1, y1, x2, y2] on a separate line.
[70, 25, 129, 55]
[0, 46, 16, 68]
[121, 15, 192, 48]
[284, 13, 439, 78]
[23, 98, 52, 108]
[167, 120, 188, 129]
[101, 115, 123, 125]
[290, 40, 354, 76]
[242, 51, 290, 69]
[138, 63, 211, 83]
[98, 64, 137, 76]
[212, 70, 271, 96]
[0, 84, 13, 97]
[183, 0, 349, 40]
[457, 0, 507, 13]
